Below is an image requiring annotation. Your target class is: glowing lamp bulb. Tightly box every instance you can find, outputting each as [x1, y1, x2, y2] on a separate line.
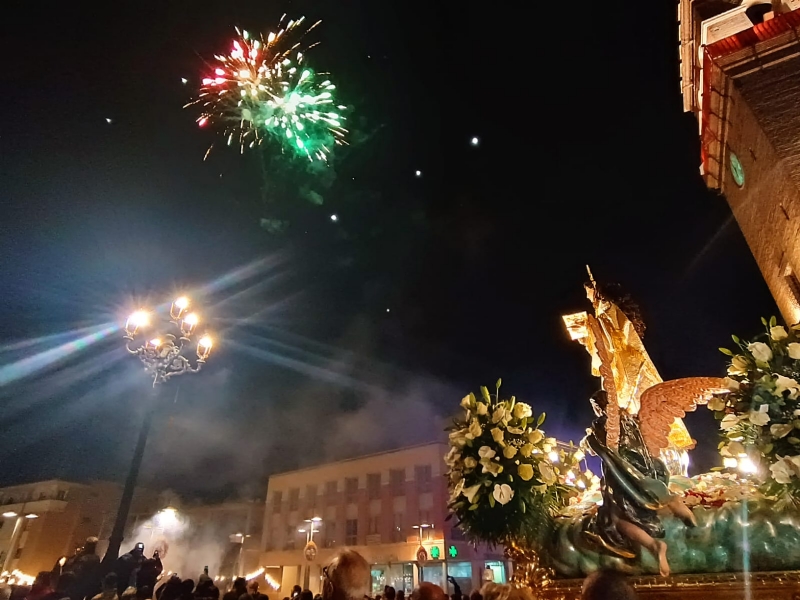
[2, 511, 18, 518]
[198, 336, 213, 350]
[723, 457, 739, 469]
[149, 338, 162, 348]
[184, 313, 199, 326]
[548, 451, 560, 463]
[175, 297, 190, 310]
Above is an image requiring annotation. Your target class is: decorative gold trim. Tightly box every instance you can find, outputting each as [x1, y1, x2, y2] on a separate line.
[537, 570, 800, 599]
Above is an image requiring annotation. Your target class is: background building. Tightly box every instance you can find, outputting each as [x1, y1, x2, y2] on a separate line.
[679, 0, 800, 324]
[179, 500, 263, 581]
[0, 480, 161, 576]
[260, 443, 507, 597]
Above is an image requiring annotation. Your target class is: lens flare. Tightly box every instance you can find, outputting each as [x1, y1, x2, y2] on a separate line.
[185, 16, 348, 162]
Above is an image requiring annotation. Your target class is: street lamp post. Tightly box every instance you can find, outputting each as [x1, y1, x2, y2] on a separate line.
[102, 297, 213, 566]
[297, 517, 322, 545]
[2, 506, 39, 572]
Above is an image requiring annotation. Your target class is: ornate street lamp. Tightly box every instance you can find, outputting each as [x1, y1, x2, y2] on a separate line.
[103, 296, 213, 566]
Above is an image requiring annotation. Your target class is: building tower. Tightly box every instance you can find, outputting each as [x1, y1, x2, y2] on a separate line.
[679, 0, 800, 323]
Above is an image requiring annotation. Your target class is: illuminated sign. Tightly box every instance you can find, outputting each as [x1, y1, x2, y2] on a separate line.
[448, 545, 458, 558]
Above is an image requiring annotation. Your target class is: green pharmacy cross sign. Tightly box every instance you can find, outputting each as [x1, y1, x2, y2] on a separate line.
[448, 545, 458, 558]
[430, 546, 441, 559]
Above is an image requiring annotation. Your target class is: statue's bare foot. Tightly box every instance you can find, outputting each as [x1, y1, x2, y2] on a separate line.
[656, 541, 669, 577]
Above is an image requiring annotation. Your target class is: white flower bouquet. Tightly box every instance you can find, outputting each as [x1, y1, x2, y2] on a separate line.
[446, 380, 579, 548]
[715, 317, 800, 501]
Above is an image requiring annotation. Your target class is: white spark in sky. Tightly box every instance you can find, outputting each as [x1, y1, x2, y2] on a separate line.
[415, 170, 422, 177]
[471, 136, 479, 146]
[106, 118, 113, 124]
[330, 214, 338, 222]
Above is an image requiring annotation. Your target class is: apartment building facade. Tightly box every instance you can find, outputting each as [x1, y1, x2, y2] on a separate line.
[261, 443, 507, 597]
[0, 479, 161, 576]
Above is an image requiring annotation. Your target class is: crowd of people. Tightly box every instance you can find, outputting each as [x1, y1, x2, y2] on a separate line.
[0, 540, 637, 600]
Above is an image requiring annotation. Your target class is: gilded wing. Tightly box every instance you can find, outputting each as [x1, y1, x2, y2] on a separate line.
[638, 377, 729, 456]
[587, 314, 620, 450]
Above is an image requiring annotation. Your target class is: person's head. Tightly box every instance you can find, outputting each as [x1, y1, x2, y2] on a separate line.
[479, 584, 532, 600]
[299, 591, 313, 600]
[375, 595, 381, 600]
[396, 592, 404, 600]
[180, 580, 195, 595]
[56, 572, 76, 593]
[291, 586, 302, 598]
[410, 583, 446, 600]
[384, 588, 395, 600]
[31, 573, 51, 593]
[321, 550, 371, 600]
[469, 592, 481, 600]
[197, 574, 211, 586]
[84, 537, 99, 554]
[121, 587, 137, 600]
[581, 571, 638, 600]
[248, 582, 260, 594]
[233, 579, 247, 594]
[131, 544, 144, 557]
[103, 573, 119, 593]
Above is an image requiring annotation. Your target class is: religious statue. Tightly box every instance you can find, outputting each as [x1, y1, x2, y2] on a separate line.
[562, 268, 694, 474]
[583, 389, 696, 576]
[562, 268, 727, 576]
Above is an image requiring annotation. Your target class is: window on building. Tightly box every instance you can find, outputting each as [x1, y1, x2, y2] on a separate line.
[325, 522, 337, 548]
[284, 524, 296, 550]
[345, 519, 358, 545]
[288, 489, 300, 511]
[368, 516, 380, 535]
[345, 478, 359, 504]
[415, 465, 432, 492]
[306, 485, 318, 509]
[367, 473, 381, 499]
[392, 512, 404, 542]
[389, 469, 405, 496]
[419, 510, 432, 527]
[325, 481, 338, 500]
[272, 491, 283, 513]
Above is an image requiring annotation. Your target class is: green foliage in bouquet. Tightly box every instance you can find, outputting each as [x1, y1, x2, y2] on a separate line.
[445, 380, 578, 548]
[714, 317, 800, 503]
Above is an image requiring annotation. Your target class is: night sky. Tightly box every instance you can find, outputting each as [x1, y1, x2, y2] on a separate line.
[0, 1, 779, 498]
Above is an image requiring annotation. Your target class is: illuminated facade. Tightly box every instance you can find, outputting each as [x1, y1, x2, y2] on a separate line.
[0, 480, 160, 576]
[260, 443, 507, 597]
[679, 0, 800, 324]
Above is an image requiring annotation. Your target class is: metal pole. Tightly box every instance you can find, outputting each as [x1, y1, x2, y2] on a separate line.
[102, 396, 157, 566]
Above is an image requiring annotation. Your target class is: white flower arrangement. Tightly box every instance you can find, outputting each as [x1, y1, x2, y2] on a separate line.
[446, 380, 581, 547]
[715, 317, 800, 501]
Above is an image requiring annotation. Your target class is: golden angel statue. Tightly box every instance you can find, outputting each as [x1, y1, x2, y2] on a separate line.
[562, 268, 695, 474]
[562, 268, 727, 575]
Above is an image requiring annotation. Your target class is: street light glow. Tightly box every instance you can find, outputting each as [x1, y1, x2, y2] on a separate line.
[174, 297, 190, 310]
[2, 511, 17, 518]
[149, 338, 162, 348]
[126, 310, 150, 335]
[24, 514, 38, 519]
[198, 336, 213, 350]
[184, 313, 199, 326]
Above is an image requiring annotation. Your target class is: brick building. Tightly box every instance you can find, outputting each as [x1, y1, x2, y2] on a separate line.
[679, 0, 800, 324]
[260, 443, 507, 597]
